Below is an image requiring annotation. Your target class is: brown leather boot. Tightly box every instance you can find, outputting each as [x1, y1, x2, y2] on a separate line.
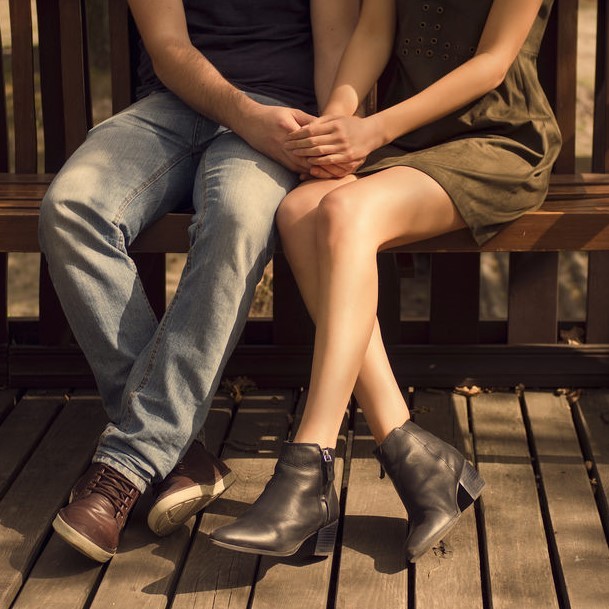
[53, 463, 141, 562]
[147, 441, 235, 537]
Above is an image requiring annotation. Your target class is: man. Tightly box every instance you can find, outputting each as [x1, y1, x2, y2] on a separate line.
[39, 0, 357, 563]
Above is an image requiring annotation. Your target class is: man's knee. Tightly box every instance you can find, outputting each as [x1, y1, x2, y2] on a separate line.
[39, 168, 115, 257]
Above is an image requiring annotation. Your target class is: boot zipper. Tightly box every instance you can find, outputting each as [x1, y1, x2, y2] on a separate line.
[321, 448, 334, 484]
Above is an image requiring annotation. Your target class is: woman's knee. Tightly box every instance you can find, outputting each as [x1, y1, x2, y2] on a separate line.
[316, 189, 368, 249]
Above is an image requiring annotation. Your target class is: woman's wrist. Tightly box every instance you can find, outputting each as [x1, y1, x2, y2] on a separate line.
[364, 114, 392, 151]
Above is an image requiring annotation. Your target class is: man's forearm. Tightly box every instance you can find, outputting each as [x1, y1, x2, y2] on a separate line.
[150, 41, 256, 135]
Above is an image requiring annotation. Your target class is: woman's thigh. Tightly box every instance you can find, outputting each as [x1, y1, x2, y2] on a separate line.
[318, 166, 466, 250]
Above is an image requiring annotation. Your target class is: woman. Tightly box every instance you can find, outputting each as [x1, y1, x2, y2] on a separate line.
[211, 0, 560, 562]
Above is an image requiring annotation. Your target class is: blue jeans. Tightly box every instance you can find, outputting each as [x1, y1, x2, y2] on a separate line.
[39, 91, 298, 492]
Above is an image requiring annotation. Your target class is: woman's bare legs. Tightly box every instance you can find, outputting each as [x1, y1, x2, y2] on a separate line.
[278, 167, 466, 448]
[276, 175, 410, 444]
[210, 167, 477, 560]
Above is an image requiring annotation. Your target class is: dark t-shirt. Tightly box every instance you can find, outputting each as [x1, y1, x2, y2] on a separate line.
[136, 0, 316, 113]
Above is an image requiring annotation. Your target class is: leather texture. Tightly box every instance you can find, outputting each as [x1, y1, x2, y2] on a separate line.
[154, 441, 233, 501]
[374, 420, 484, 562]
[54, 463, 140, 561]
[210, 442, 339, 556]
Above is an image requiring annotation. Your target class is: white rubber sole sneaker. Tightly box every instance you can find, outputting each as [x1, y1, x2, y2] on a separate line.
[147, 470, 236, 537]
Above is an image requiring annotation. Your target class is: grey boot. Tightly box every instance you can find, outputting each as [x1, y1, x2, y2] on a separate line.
[374, 420, 485, 562]
[210, 442, 339, 557]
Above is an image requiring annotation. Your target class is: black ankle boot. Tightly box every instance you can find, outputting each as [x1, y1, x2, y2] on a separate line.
[210, 442, 339, 557]
[374, 420, 485, 562]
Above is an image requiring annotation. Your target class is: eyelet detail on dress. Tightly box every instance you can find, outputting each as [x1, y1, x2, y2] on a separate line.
[422, 4, 430, 11]
[431, 37, 438, 45]
[417, 36, 424, 44]
[437, 6, 444, 13]
[442, 53, 449, 61]
[434, 24, 442, 31]
[426, 50, 434, 58]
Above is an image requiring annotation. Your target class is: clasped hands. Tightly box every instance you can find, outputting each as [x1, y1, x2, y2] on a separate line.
[285, 114, 376, 180]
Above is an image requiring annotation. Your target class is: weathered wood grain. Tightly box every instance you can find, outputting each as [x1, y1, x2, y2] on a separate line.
[414, 390, 484, 609]
[524, 391, 609, 609]
[87, 399, 234, 609]
[171, 391, 295, 609]
[471, 391, 559, 609]
[250, 393, 348, 609]
[335, 412, 409, 609]
[0, 392, 64, 497]
[0, 394, 107, 609]
[0, 389, 17, 422]
[574, 389, 609, 527]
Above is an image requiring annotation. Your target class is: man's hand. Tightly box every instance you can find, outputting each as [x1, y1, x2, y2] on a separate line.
[234, 104, 317, 174]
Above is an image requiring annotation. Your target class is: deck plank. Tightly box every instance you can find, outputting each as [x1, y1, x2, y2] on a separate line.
[413, 390, 484, 609]
[0, 392, 64, 498]
[0, 394, 108, 609]
[250, 394, 348, 609]
[524, 391, 609, 609]
[573, 389, 609, 528]
[171, 390, 295, 609]
[471, 391, 559, 609]
[335, 411, 409, 609]
[0, 389, 17, 422]
[2, 386, 609, 609]
[87, 399, 234, 609]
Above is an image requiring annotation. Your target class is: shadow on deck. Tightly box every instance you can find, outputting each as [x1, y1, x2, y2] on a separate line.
[1, 385, 609, 609]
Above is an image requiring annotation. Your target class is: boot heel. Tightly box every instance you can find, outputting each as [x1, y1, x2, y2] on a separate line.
[457, 461, 485, 512]
[313, 520, 338, 556]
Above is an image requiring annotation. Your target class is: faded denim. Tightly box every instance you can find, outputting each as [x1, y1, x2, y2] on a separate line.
[39, 91, 298, 491]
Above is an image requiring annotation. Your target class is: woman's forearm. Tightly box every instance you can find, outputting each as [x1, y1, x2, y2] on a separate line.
[322, 0, 396, 116]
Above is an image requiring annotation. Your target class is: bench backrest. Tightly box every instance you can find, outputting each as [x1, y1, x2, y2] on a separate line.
[1, 0, 604, 173]
[0, 0, 608, 388]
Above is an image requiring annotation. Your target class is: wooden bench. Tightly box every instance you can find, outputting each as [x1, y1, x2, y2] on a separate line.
[0, 0, 608, 389]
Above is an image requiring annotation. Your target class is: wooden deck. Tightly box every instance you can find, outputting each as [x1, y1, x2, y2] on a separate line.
[1, 385, 609, 609]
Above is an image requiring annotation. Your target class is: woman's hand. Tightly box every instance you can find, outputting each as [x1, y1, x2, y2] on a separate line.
[286, 115, 382, 166]
[299, 159, 365, 181]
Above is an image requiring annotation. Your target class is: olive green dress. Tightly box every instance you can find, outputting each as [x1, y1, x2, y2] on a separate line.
[359, 0, 561, 245]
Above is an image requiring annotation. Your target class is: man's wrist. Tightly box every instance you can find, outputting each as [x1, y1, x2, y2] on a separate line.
[219, 92, 260, 136]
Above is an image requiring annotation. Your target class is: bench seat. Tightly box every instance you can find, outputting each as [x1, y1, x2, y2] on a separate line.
[2, 173, 609, 253]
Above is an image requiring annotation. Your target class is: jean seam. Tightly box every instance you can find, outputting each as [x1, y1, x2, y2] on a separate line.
[128, 147, 211, 398]
[110, 149, 196, 229]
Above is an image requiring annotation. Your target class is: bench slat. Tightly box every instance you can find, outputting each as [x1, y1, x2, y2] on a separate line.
[8, 0, 37, 173]
[37, 0, 67, 173]
[507, 252, 558, 344]
[0, 24, 8, 172]
[58, 0, 90, 157]
[593, 0, 609, 172]
[586, 251, 609, 342]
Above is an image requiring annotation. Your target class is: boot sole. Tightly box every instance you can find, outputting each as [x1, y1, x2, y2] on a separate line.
[148, 470, 236, 537]
[210, 519, 339, 558]
[407, 461, 485, 563]
[52, 513, 114, 563]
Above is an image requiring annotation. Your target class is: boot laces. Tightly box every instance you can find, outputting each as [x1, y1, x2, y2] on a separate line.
[89, 467, 137, 518]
